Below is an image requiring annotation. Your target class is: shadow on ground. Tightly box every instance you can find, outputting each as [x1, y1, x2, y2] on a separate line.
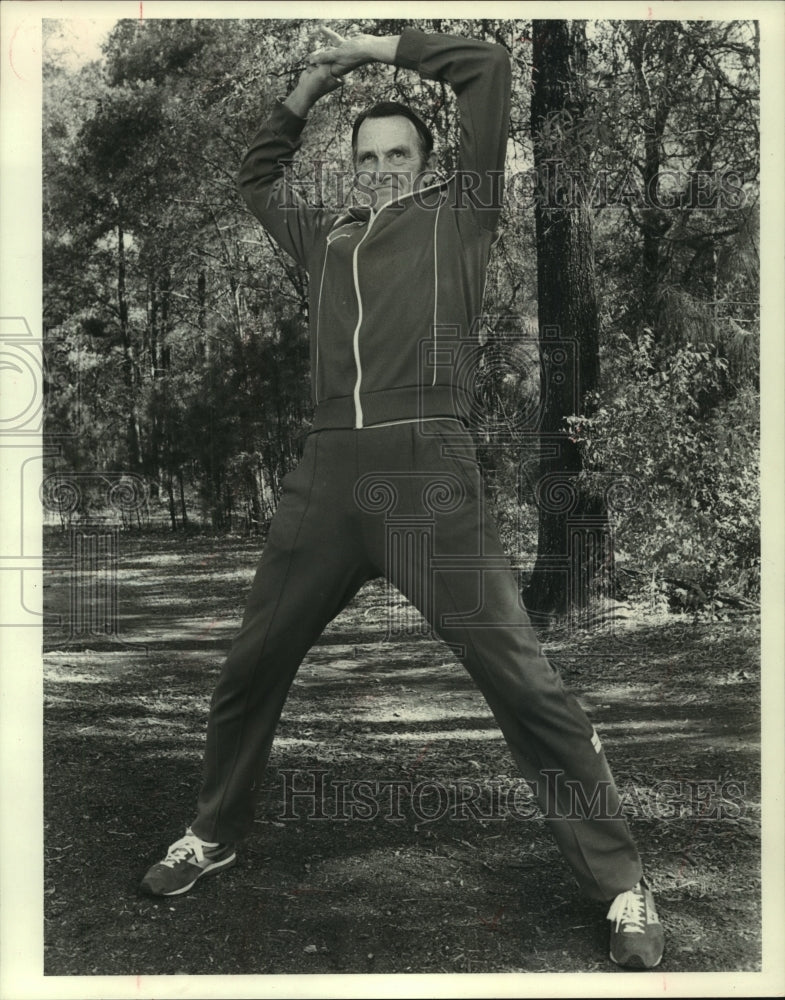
[43, 533, 761, 975]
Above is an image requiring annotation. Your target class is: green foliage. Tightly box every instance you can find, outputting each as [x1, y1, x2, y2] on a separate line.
[566, 329, 759, 597]
[41, 17, 760, 604]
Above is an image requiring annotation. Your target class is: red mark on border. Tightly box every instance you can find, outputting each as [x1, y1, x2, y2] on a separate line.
[407, 741, 433, 776]
[479, 905, 505, 931]
[139, 1, 144, 20]
[8, 25, 24, 81]
[197, 618, 221, 638]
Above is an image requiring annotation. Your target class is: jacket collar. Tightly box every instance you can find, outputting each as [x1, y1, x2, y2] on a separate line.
[343, 173, 452, 223]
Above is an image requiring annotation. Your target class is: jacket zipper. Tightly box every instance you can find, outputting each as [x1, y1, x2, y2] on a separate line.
[431, 201, 442, 386]
[350, 211, 380, 429]
[346, 182, 446, 429]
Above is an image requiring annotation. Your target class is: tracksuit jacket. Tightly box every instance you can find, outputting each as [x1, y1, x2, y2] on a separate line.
[237, 28, 511, 430]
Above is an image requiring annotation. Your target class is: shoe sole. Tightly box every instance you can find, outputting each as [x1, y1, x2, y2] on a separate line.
[609, 950, 663, 970]
[145, 852, 237, 897]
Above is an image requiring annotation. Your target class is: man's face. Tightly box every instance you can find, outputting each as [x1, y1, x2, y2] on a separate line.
[354, 116, 428, 208]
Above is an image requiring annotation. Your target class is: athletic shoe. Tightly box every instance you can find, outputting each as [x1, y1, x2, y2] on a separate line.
[140, 829, 236, 897]
[607, 880, 665, 969]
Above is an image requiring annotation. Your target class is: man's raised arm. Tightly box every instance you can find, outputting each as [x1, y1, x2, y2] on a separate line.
[237, 51, 343, 268]
[238, 27, 402, 266]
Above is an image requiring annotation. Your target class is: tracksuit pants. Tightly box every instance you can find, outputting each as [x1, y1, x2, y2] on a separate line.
[191, 418, 642, 901]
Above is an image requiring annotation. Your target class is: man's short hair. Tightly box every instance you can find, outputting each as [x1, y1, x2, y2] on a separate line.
[351, 102, 435, 166]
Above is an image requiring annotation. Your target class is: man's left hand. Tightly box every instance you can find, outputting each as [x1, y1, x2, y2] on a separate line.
[307, 26, 398, 74]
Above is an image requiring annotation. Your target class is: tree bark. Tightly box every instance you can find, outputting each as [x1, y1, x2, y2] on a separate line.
[178, 468, 189, 528]
[117, 221, 143, 470]
[165, 474, 177, 532]
[626, 22, 674, 320]
[524, 20, 608, 617]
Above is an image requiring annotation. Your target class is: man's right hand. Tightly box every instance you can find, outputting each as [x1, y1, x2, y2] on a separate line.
[298, 61, 344, 102]
[283, 26, 400, 119]
[284, 61, 342, 119]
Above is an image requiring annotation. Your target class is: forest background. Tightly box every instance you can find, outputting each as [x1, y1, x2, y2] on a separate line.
[41, 14, 761, 618]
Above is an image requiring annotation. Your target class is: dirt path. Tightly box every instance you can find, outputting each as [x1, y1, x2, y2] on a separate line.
[43, 533, 761, 975]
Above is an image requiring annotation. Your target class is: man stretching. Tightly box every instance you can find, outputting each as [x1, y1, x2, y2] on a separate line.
[140, 25, 664, 971]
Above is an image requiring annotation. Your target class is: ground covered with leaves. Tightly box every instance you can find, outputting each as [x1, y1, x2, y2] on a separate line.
[43, 532, 761, 976]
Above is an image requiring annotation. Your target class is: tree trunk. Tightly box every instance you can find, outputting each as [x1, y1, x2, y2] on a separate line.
[197, 270, 208, 360]
[524, 20, 608, 617]
[147, 276, 161, 493]
[211, 465, 225, 531]
[626, 21, 675, 326]
[178, 468, 189, 528]
[249, 465, 263, 535]
[165, 474, 177, 532]
[117, 221, 143, 470]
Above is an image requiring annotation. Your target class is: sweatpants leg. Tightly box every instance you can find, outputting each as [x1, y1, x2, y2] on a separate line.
[192, 432, 373, 843]
[191, 419, 641, 901]
[359, 421, 642, 901]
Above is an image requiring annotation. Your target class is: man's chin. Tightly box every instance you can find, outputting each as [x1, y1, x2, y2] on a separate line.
[369, 185, 399, 208]
[369, 180, 418, 208]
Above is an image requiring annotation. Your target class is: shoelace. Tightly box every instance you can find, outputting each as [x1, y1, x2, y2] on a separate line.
[160, 833, 206, 868]
[606, 885, 646, 934]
